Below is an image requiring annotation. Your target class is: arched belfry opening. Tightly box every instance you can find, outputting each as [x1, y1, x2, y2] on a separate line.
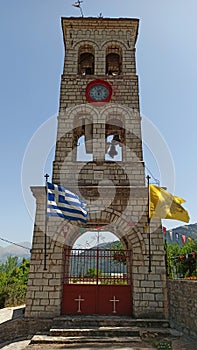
[26, 17, 167, 321]
[105, 118, 125, 161]
[106, 46, 122, 75]
[72, 115, 93, 161]
[78, 45, 95, 75]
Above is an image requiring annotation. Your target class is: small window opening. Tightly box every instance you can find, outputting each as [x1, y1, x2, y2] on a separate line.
[79, 52, 94, 75]
[106, 53, 121, 76]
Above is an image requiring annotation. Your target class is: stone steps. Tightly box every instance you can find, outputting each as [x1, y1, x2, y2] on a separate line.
[52, 315, 170, 329]
[30, 316, 171, 347]
[31, 335, 142, 344]
[50, 325, 140, 337]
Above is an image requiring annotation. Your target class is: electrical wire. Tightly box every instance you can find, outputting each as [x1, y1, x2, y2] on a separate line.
[0, 237, 30, 251]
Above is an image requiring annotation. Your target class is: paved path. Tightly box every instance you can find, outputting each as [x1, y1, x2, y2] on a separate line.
[0, 341, 155, 350]
[1, 338, 197, 350]
[0, 307, 14, 324]
[0, 305, 25, 324]
[0, 340, 30, 350]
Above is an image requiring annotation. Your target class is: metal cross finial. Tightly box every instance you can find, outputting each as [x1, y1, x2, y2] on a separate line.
[72, 0, 84, 17]
[44, 173, 49, 183]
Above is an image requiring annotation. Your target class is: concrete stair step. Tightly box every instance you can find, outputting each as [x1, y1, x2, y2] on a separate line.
[50, 326, 140, 337]
[53, 316, 170, 329]
[31, 334, 142, 344]
[30, 316, 172, 348]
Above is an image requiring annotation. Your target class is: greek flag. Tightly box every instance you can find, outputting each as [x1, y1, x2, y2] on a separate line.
[47, 182, 87, 223]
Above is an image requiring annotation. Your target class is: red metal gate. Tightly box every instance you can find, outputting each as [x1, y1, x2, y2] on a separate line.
[61, 248, 132, 315]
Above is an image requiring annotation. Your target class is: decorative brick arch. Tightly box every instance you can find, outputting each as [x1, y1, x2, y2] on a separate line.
[57, 223, 145, 258]
[67, 103, 99, 125]
[101, 103, 134, 123]
[101, 40, 128, 51]
[73, 40, 100, 50]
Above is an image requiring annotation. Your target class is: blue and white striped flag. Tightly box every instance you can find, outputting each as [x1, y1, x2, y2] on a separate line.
[47, 182, 87, 223]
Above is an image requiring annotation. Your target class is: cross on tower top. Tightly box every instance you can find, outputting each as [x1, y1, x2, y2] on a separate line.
[72, 0, 84, 17]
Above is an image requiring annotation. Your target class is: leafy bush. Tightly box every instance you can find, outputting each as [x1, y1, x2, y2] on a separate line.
[165, 240, 197, 279]
[84, 267, 102, 278]
[0, 257, 30, 308]
[111, 241, 127, 265]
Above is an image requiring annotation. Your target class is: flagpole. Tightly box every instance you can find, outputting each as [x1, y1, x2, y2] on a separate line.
[147, 175, 152, 273]
[44, 173, 49, 271]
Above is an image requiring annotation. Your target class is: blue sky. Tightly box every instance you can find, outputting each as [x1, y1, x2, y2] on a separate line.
[0, 0, 197, 245]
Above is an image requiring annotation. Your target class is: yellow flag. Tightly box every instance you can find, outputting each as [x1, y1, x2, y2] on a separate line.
[149, 184, 190, 223]
[188, 237, 194, 243]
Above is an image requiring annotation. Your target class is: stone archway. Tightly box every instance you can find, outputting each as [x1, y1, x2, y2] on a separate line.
[25, 183, 167, 320]
[52, 208, 147, 316]
[60, 227, 132, 315]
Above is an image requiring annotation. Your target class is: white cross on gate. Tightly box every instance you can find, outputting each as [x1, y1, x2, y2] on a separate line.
[110, 296, 119, 313]
[74, 295, 85, 313]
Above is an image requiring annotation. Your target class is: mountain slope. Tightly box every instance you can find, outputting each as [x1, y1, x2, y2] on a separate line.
[171, 223, 197, 238]
[0, 241, 31, 263]
[165, 223, 197, 244]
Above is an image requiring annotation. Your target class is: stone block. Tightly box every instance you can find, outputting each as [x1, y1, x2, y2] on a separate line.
[34, 291, 48, 299]
[141, 280, 155, 288]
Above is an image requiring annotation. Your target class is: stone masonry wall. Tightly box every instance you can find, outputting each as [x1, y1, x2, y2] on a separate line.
[61, 17, 139, 76]
[59, 76, 140, 110]
[25, 187, 65, 318]
[60, 17, 140, 111]
[0, 317, 53, 344]
[53, 103, 144, 185]
[25, 184, 168, 319]
[168, 279, 197, 338]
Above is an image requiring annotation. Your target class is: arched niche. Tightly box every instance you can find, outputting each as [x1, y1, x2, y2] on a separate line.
[78, 45, 95, 75]
[106, 46, 122, 75]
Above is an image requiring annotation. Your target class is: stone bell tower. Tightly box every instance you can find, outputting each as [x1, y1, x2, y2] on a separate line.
[52, 17, 144, 188]
[25, 17, 168, 319]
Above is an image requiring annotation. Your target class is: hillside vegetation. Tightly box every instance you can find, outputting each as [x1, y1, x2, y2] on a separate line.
[0, 257, 29, 309]
[165, 239, 197, 279]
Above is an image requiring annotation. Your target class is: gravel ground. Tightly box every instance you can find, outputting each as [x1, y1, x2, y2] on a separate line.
[1, 337, 197, 350]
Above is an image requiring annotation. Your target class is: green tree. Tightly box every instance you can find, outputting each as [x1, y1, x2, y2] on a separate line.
[165, 240, 197, 279]
[0, 257, 30, 308]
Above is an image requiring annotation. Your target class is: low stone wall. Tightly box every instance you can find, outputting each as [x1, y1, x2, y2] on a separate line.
[0, 317, 52, 344]
[168, 279, 197, 338]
